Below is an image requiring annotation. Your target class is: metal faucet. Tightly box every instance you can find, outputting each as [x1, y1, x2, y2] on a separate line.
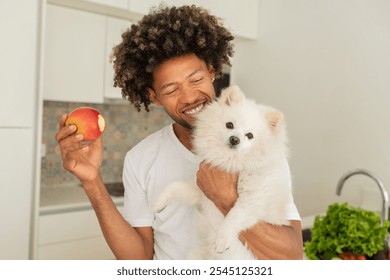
[336, 168, 389, 225]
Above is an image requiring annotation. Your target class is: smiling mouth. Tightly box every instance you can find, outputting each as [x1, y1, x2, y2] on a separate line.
[183, 103, 204, 116]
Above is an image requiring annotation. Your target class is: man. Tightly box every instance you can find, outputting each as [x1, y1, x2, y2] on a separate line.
[56, 4, 303, 260]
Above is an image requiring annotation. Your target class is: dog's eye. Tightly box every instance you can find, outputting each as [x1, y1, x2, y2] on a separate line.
[246, 133, 253, 139]
[226, 122, 234, 129]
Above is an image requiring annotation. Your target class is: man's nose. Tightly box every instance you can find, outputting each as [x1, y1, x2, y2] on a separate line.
[179, 85, 197, 103]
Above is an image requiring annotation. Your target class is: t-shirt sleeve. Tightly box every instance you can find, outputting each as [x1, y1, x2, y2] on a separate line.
[122, 152, 154, 227]
[286, 195, 301, 221]
[283, 158, 301, 221]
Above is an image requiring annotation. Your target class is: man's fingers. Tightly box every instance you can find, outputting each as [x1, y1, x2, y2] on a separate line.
[55, 123, 78, 144]
[59, 114, 67, 128]
[63, 145, 89, 171]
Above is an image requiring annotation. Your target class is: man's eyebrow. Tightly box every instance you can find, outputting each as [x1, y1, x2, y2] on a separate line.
[159, 69, 204, 91]
[187, 68, 203, 79]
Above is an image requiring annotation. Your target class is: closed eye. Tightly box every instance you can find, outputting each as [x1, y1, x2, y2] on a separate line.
[191, 77, 203, 84]
[163, 88, 178, 96]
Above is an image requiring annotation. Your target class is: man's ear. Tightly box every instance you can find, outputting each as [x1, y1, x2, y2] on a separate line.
[208, 66, 215, 82]
[147, 88, 162, 107]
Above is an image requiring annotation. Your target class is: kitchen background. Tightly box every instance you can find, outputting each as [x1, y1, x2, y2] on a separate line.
[41, 101, 170, 189]
[1, 0, 389, 260]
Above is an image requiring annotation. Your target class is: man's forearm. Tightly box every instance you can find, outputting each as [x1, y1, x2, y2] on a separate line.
[83, 177, 154, 259]
[239, 220, 303, 260]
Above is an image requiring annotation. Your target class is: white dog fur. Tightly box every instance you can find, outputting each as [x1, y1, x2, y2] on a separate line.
[152, 85, 292, 259]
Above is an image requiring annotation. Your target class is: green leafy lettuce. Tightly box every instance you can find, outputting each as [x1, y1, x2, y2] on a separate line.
[304, 202, 390, 260]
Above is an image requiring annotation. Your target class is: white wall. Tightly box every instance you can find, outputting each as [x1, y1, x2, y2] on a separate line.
[232, 0, 390, 217]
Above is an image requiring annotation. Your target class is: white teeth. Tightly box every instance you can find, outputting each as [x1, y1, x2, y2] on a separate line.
[184, 104, 204, 115]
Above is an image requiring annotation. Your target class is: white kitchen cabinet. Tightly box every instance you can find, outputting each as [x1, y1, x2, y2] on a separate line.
[0, 129, 34, 259]
[38, 236, 115, 260]
[37, 206, 123, 259]
[128, 0, 206, 15]
[129, 0, 207, 15]
[0, 0, 38, 127]
[104, 16, 132, 99]
[128, 0, 258, 39]
[128, 0, 161, 15]
[204, 0, 259, 40]
[0, 0, 39, 260]
[43, 4, 106, 103]
[42, 0, 259, 103]
[80, 0, 129, 10]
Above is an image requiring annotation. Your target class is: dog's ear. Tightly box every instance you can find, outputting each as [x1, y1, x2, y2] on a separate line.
[266, 111, 284, 134]
[219, 85, 245, 106]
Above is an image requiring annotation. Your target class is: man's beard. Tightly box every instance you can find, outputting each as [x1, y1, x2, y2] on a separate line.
[164, 110, 194, 130]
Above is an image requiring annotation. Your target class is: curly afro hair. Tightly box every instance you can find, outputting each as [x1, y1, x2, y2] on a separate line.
[111, 4, 234, 112]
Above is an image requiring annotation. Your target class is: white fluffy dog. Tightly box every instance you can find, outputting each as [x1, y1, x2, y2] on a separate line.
[152, 85, 292, 259]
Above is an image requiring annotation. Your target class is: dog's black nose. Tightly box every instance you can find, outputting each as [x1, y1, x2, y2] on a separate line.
[230, 136, 240, 146]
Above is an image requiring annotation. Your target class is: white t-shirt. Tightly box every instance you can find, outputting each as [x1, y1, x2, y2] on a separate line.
[122, 124, 301, 260]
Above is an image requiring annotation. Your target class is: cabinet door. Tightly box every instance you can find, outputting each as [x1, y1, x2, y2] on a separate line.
[0, 0, 38, 127]
[37, 236, 115, 260]
[104, 17, 132, 99]
[38, 210, 115, 259]
[128, 0, 205, 14]
[225, 0, 259, 40]
[81, 0, 129, 10]
[128, 0, 161, 15]
[0, 129, 34, 259]
[43, 4, 106, 103]
[128, 0, 258, 40]
[38, 206, 123, 259]
[205, 0, 259, 40]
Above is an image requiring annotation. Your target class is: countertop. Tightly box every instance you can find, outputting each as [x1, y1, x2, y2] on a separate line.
[40, 183, 124, 215]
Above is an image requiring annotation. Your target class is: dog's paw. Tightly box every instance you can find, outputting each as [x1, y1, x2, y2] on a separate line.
[212, 236, 231, 254]
[151, 199, 168, 213]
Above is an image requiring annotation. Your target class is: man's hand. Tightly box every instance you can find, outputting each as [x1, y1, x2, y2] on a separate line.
[196, 162, 238, 215]
[55, 114, 103, 184]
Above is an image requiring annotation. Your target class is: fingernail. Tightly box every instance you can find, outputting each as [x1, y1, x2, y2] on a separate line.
[69, 125, 77, 131]
[76, 134, 83, 140]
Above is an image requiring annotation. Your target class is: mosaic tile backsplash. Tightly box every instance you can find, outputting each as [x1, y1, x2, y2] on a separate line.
[41, 100, 172, 188]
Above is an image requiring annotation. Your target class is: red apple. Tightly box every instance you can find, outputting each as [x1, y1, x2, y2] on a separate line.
[65, 107, 105, 141]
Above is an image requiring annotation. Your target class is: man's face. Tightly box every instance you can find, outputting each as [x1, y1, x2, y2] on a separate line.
[148, 54, 215, 129]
